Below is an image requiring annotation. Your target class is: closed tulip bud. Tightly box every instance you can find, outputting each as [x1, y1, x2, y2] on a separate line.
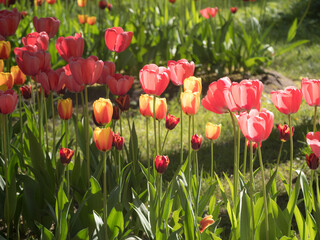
[230, 7, 238, 13]
[205, 122, 221, 140]
[78, 15, 88, 24]
[112, 105, 120, 120]
[181, 90, 200, 115]
[278, 123, 294, 142]
[11, 66, 26, 85]
[0, 41, 11, 59]
[93, 98, 113, 125]
[246, 139, 260, 152]
[105, 27, 133, 53]
[99, 0, 108, 9]
[113, 132, 124, 150]
[184, 76, 202, 94]
[77, 0, 86, 7]
[166, 114, 180, 130]
[60, 148, 74, 165]
[115, 95, 130, 112]
[151, 97, 167, 120]
[0, 72, 13, 91]
[94, 127, 113, 152]
[0, 89, 17, 114]
[155, 155, 169, 174]
[169, 0, 176, 3]
[139, 94, 153, 117]
[199, 215, 214, 233]
[87, 16, 96, 25]
[57, 98, 72, 120]
[20, 85, 32, 99]
[191, 134, 203, 151]
[306, 153, 319, 170]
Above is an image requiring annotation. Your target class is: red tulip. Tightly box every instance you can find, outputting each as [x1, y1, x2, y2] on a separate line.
[202, 77, 238, 114]
[20, 85, 32, 99]
[115, 95, 130, 112]
[113, 132, 124, 150]
[270, 86, 302, 115]
[104, 27, 133, 53]
[167, 59, 195, 86]
[246, 139, 260, 152]
[36, 69, 64, 94]
[230, 79, 263, 112]
[230, 7, 238, 13]
[199, 215, 214, 233]
[305, 153, 319, 170]
[278, 123, 294, 142]
[55, 33, 84, 62]
[237, 108, 274, 143]
[20, 11, 28, 19]
[139, 64, 170, 96]
[107, 73, 134, 96]
[301, 78, 320, 106]
[107, 3, 112, 11]
[191, 134, 203, 151]
[99, 0, 108, 9]
[33, 16, 60, 38]
[169, 0, 176, 3]
[22, 31, 49, 51]
[112, 106, 120, 120]
[0, 89, 17, 114]
[166, 114, 180, 130]
[97, 61, 115, 85]
[47, 0, 56, 4]
[306, 132, 320, 158]
[59, 148, 74, 165]
[14, 45, 51, 76]
[59, 64, 84, 93]
[154, 155, 169, 174]
[69, 56, 104, 86]
[0, 8, 20, 37]
[200, 7, 218, 19]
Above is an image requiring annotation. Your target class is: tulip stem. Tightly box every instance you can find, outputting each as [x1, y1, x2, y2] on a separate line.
[276, 142, 284, 171]
[103, 151, 108, 240]
[40, 87, 44, 147]
[75, 93, 79, 159]
[188, 115, 192, 196]
[44, 95, 49, 152]
[310, 170, 314, 207]
[180, 85, 183, 164]
[119, 111, 123, 136]
[161, 129, 169, 154]
[313, 106, 317, 133]
[249, 142, 255, 239]
[105, 85, 109, 99]
[18, 91, 24, 158]
[229, 111, 238, 207]
[211, 140, 214, 180]
[288, 114, 293, 196]
[146, 117, 150, 180]
[243, 138, 247, 176]
[153, 96, 158, 179]
[65, 120, 69, 148]
[3, 115, 10, 239]
[158, 120, 161, 155]
[84, 86, 90, 182]
[51, 94, 56, 169]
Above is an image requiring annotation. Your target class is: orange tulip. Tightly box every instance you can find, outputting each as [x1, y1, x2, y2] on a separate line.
[139, 94, 153, 118]
[0, 72, 13, 91]
[78, 15, 88, 24]
[87, 16, 96, 25]
[93, 98, 113, 125]
[184, 76, 202, 94]
[77, 0, 86, 7]
[151, 97, 167, 120]
[199, 215, 214, 233]
[0, 41, 11, 59]
[57, 98, 72, 120]
[180, 90, 200, 115]
[46, 0, 56, 4]
[205, 122, 221, 140]
[0, 60, 4, 72]
[11, 66, 26, 85]
[94, 127, 113, 152]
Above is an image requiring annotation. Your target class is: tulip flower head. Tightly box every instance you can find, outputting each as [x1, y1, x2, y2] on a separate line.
[139, 94, 153, 118]
[200, 7, 218, 19]
[166, 114, 180, 130]
[36, 69, 64, 95]
[199, 215, 214, 233]
[20, 85, 32, 99]
[22, 31, 49, 51]
[93, 98, 113, 125]
[112, 106, 120, 120]
[0, 59, 3, 72]
[46, 0, 56, 4]
[0, 41, 11, 59]
[60, 148, 74, 165]
[151, 97, 167, 120]
[33, 16, 60, 38]
[301, 78, 320, 106]
[246, 139, 260, 153]
[0, 72, 13, 91]
[97, 61, 115, 85]
[77, 0, 86, 7]
[55, 33, 84, 62]
[205, 122, 221, 140]
[108, 73, 134, 96]
[278, 123, 294, 142]
[57, 98, 72, 120]
[305, 153, 319, 170]
[0, 8, 21, 37]
[184, 76, 202, 94]
[306, 132, 320, 158]
[191, 134, 203, 151]
[105, 27, 133, 53]
[155, 155, 169, 174]
[270, 86, 302, 115]
[94, 127, 113, 152]
[99, 0, 108, 9]
[181, 90, 200, 115]
[0, 89, 17, 114]
[107, 3, 112, 11]
[78, 15, 88, 24]
[115, 95, 130, 112]
[11, 66, 26, 85]
[87, 16, 96, 25]
[230, 7, 238, 13]
[167, 59, 195, 86]
[113, 132, 124, 150]
[169, 0, 176, 3]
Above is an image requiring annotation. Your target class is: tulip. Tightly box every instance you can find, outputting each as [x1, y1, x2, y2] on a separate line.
[22, 32, 49, 51]
[87, 16, 96, 25]
[36, 69, 63, 95]
[113, 132, 124, 150]
[166, 114, 180, 130]
[55, 33, 84, 62]
[200, 7, 218, 19]
[199, 215, 214, 233]
[169, 0, 176, 3]
[139, 64, 170, 96]
[0, 89, 17, 114]
[305, 153, 319, 170]
[99, 0, 108, 9]
[270, 86, 302, 115]
[246, 139, 260, 152]
[306, 132, 320, 158]
[69, 56, 104, 86]
[191, 134, 202, 151]
[0, 41, 11, 59]
[20, 85, 32, 99]
[97, 61, 116, 85]
[46, 0, 56, 4]
[20, 11, 28, 19]
[181, 90, 200, 115]
[60, 64, 84, 93]
[184, 76, 202, 94]
[0, 72, 13, 91]
[301, 78, 320, 106]
[57, 98, 72, 120]
[167, 59, 195, 86]
[230, 7, 238, 13]
[0, 59, 3, 72]
[77, 0, 86, 7]
[105, 27, 133, 53]
[107, 3, 112, 11]
[115, 95, 130, 112]
[139, 94, 153, 117]
[151, 97, 167, 120]
[230, 79, 263, 112]
[60, 148, 74, 165]
[93, 98, 113, 125]
[278, 123, 294, 142]
[1, 0, 16, 6]
[78, 15, 88, 24]
[107, 73, 134, 96]
[205, 122, 221, 140]
[0, 8, 21, 37]
[93, 127, 113, 152]
[154, 155, 169, 174]
[112, 106, 120, 120]
[35, 0, 44, 6]
[33, 16, 60, 38]
[202, 77, 238, 114]
[11, 66, 26, 85]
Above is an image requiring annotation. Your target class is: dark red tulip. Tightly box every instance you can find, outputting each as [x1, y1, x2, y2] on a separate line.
[0, 8, 21, 37]
[113, 132, 124, 150]
[191, 134, 203, 151]
[104, 27, 133, 53]
[22, 31, 49, 51]
[230, 7, 238, 13]
[166, 114, 180, 130]
[55, 33, 84, 62]
[33, 16, 60, 38]
[107, 3, 112, 11]
[60, 148, 74, 165]
[115, 95, 130, 112]
[169, 0, 176, 3]
[278, 123, 294, 142]
[246, 139, 260, 153]
[305, 153, 319, 170]
[155, 155, 169, 174]
[99, 0, 108, 9]
[112, 106, 120, 120]
[20, 85, 32, 99]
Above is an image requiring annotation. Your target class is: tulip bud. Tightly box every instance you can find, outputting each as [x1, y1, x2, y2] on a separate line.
[112, 106, 120, 120]
[20, 11, 28, 19]
[115, 95, 130, 112]
[107, 3, 112, 11]
[230, 7, 238, 13]
[191, 134, 203, 151]
[0, 41, 11, 59]
[0, 59, 3, 72]
[199, 215, 214, 233]
[113, 132, 124, 150]
[78, 15, 88, 24]
[278, 123, 294, 142]
[47, 0, 56, 4]
[93, 98, 113, 125]
[77, 0, 86, 7]
[306, 153, 319, 170]
[205, 122, 221, 140]
[246, 139, 261, 152]
[155, 155, 169, 174]
[20, 85, 32, 99]
[169, 0, 176, 3]
[94, 127, 113, 152]
[166, 114, 180, 130]
[60, 148, 74, 165]
[99, 0, 108, 9]
[57, 98, 73, 120]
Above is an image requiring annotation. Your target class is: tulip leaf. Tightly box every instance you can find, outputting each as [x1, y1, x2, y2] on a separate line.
[89, 176, 101, 194]
[239, 190, 251, 240]
[72, 228, 89, 240]
[36, 222, 55, 240]
[92, 210, 104, 240]
[107, 206, 124, 239]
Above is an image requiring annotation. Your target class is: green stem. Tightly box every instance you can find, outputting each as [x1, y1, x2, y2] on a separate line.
[243, 138, 247, 175]
[211, 140, 214, 180]
[229, 111, 238, 207]
[51, 94, 56, 167]
[258, 145, 269, 240]
[85, 86, 90, 182]
[192, 114, 194, 135]
[161, 129, 169, 154]
[75, 93, 79, 159]
[44, 95, 49, 152]
[180, 85, 183, 164]
[313, 106, 317, 132]
[67, 164, 70, 199]
[310, 170, 314, 210]
[103, 151, 108, 240]
[18, 91, 24, 156]
[158, 120, 161, 155]
[40, 87, 44, 147]
[153, 96, 158, 180]
[288, 114, 293, 196]
[3, 115, 10, 239]
[276, 142, 284, 171]
[146, 117, 150, 180]
[119, 111, 123, 136]
[118, 150, 121, 202]
[105, 84, 109, 99]
[65, 120, 69, 148]
[188, 115, 192, 195]
[249, 142, 255, 239]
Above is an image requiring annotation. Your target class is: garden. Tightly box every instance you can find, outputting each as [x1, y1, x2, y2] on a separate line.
[0, 0, 320, 239]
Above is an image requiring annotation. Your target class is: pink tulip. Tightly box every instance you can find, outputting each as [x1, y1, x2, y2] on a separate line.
[104, 27, 133, 53]
[270, 86, 302, 115]
[36, 69, 64, 94]
[236, 108, 274, 143]
[306, 132, 320, 158]
[0, 89, 17, 114]
[301, 78, 320, 106]
[22, 31, 49, 51]
[107, 73, 134, 96]
[139, 64, 170, 96]
[33, 16, 60, 38]
[97, 61, 116, 85]
[55, 33, 84, 61]
[202, 77, 239, 114]
[200, 7, 218, 19]
[0, 8, 20, 37]
[167, 59, 195, 86]
[60, 64, 84, 93]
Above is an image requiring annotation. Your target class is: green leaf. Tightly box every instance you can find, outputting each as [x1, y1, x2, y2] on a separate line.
[92, 210, 104, 240]
[276, 40, 309, 56]
[90, 176, 101, 194]
[107, 206, 124, 239]
[72, 228, 89, 240]
[239, 190, 252, 240]
[36, 222, 55, 240]
[287, 18, 297, 42]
